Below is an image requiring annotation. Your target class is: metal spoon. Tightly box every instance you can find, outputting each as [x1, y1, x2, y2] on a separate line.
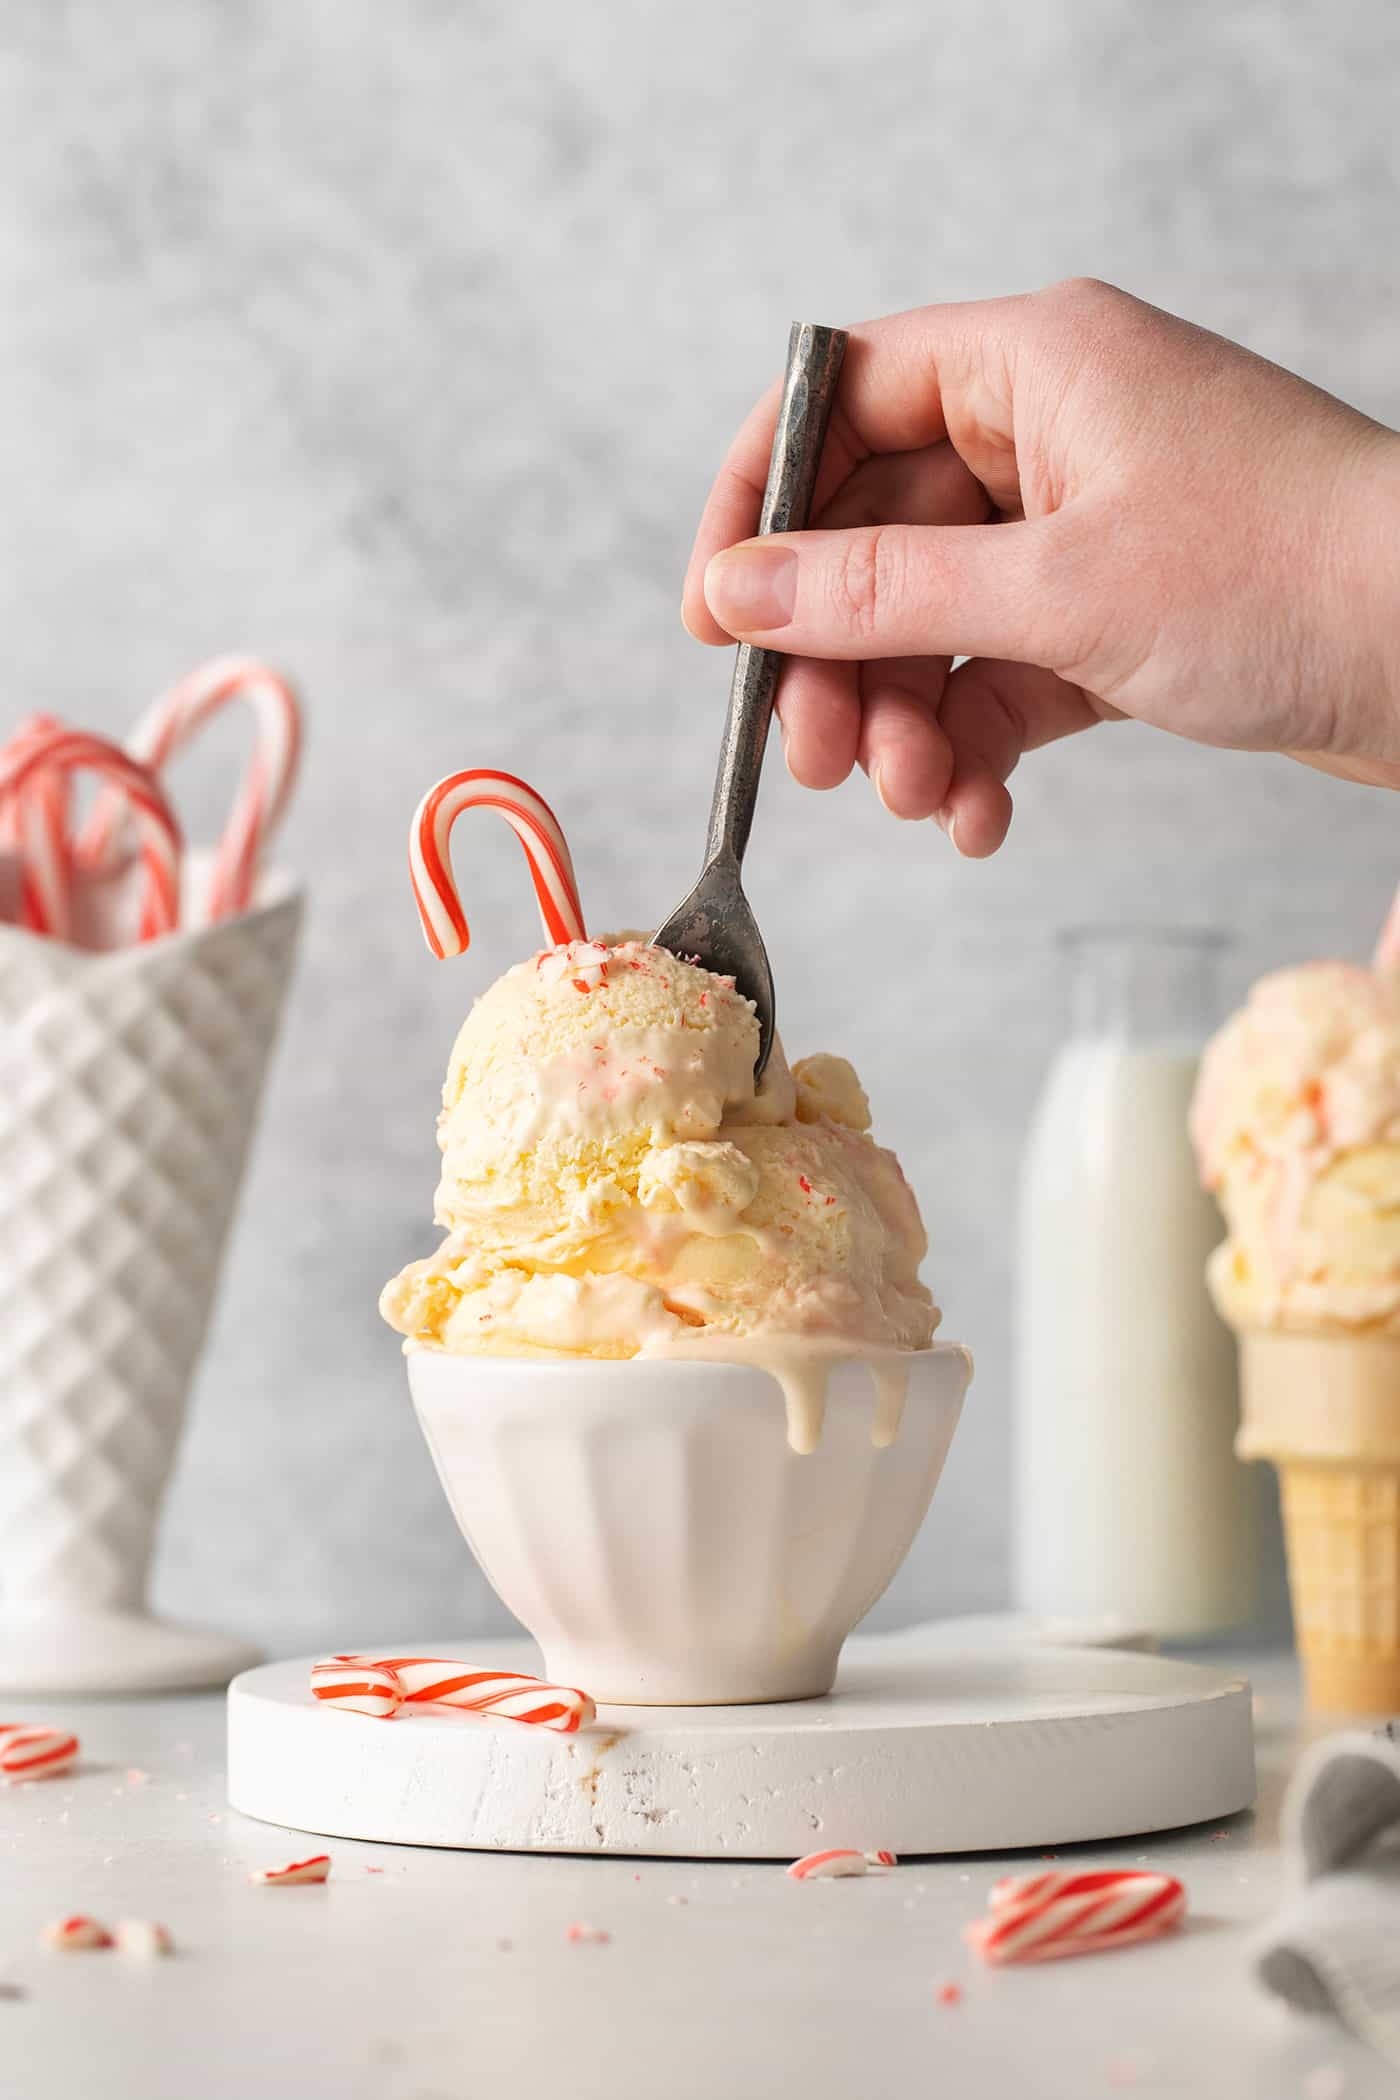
[653, 320, 848, 1076]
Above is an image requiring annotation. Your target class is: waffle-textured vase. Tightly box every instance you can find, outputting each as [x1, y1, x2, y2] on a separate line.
[0, 880, 301, 1692]
[409, 1345, 972, 1704]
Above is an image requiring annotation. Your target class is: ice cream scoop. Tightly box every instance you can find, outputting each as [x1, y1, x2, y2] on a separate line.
[654, 320, 847, 1077]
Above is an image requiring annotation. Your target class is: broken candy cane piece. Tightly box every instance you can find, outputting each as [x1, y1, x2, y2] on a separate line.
[786, 1849, 870, 1881]
[114, 1919, 174, 1958]
[372, 1658, 595, 1733]
[249, 1855, 331, 1887]
[967, 1871, 1186, 1965]
[310, 1656, 405, 1719]
[42, 1915, 113, 1951]
[0, 1723, 79, 1780]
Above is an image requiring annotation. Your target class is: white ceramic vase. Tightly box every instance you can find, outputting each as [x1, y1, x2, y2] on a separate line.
[409, 1344, 972, 1705]
[0, 879, 301, 1692]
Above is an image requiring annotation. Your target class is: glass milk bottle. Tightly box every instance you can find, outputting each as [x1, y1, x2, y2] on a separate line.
[1014, 928, 1253, 1638]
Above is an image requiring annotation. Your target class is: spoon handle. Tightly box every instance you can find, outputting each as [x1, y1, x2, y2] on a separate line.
[703, 321, 849, 868]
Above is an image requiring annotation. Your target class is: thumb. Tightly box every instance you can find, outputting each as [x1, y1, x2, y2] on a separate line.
[702, 519, 1076, 667]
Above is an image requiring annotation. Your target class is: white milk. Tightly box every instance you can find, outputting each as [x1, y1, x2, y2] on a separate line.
[1014, 1035, 1254, 1638]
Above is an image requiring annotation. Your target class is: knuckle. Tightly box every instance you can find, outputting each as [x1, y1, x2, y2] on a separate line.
[830, 527, 893, 642]
[1042, 274, 1127, 320]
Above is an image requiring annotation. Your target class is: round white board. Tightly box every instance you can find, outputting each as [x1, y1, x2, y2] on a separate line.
[227, 1621, 1255, 1857]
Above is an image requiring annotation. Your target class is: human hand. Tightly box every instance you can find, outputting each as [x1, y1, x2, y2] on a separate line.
[683, 281, 1400, 854]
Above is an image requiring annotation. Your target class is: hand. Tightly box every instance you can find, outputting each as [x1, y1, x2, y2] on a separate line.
[683, 281, 1400, 855]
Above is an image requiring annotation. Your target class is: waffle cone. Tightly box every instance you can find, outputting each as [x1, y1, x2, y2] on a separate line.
[1238, 1330, 1400, 1713]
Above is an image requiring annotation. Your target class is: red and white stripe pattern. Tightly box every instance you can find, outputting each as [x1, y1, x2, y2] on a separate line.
[966, 1870, 1186, 1965]
[371, 1656, 596, 1733]
[82, 655, 301, 923]
[0, 727, 181, 941]
[249, 1854, 332, 1886]
[0, 1723, 80, 1780]
[310, 1655, 404, 1719]
[786, 1849, 872, 1881]
[42, 1916, 113, 1951]
[0, 715, 73, 938]
[866, 1850, 898, 1869]
[310, 1653, 596, 1733]
[409, 769, 585, 959]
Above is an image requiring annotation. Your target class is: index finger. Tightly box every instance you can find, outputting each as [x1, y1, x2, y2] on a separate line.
[681, 301, 1006, 643]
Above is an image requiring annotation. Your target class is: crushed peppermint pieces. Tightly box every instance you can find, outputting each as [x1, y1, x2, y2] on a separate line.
[42, 1915, 113, 1952]
[114, 1919, 174, 1959]
[787, 1849, 872, 1881]
[249, 1854, 331, 1887]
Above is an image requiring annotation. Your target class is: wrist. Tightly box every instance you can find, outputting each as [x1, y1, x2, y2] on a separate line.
[1333, 423, 1400, 770]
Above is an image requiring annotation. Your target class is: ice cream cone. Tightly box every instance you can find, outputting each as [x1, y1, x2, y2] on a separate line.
[1238, 1329, 1400, 1714]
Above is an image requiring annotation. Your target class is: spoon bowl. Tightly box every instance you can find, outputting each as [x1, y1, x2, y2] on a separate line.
[652, 847, 775, 1073]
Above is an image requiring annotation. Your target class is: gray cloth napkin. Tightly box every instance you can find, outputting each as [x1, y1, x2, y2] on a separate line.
[1256, 1725, 1400, 2068]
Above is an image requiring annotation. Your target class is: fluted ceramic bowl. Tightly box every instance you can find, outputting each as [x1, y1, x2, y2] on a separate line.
[408, 1345, 972, 1705]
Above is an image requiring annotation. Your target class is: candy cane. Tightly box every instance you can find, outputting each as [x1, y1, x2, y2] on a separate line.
[0, 716, 73, 939]
[372, 1656, 595, 1733]
[310, 1655, 405, 1719]
[249, 1854, 331, 1886]
[81, 656, 300, 923]
[866, 1850, 898, 1869]
[114, 1919, 174, 1958]
[409, 769, 585, 959]
[786, 1850, 871, 1881]
[42, 1916, 113, 1951]
[0, 730, 180, 941]
[0, 1723, 80, 1780]
[966, 1870, 1186, 1965]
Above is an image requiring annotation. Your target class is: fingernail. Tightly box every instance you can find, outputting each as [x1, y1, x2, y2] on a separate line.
[872, 762, 895, 816]
[704, 547, 798, 633]
[933, 806, 962, 851]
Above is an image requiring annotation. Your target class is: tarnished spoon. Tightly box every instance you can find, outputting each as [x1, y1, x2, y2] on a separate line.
[653, 320, 848, 1075]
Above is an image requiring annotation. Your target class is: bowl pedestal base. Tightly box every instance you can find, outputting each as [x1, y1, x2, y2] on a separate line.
[0, 1609, 259, 1695]
[227, 1619, 1255, 1858]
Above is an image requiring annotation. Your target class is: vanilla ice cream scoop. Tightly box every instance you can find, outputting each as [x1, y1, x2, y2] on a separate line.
[1191, 960, 1400, 1329]
[381, 937, 938, 1434]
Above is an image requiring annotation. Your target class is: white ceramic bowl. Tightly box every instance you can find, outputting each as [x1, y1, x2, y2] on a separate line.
[408, 1345, 972, 1705]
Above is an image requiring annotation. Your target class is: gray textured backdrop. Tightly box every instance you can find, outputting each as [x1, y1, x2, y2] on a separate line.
[3, 1, 1397, 1653]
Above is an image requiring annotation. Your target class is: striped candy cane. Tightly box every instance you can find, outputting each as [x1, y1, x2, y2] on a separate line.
[0, 716, 74, 939]
[0, 1724, 80, 1780]
[310, 1655, 404, 1719]
[966, 1870, 1186, 1965]
[82, 656, 301, 923]
[409, 770, 585, 959]
[373, 1656, 596, 1733]
[0, 729, 181, 941]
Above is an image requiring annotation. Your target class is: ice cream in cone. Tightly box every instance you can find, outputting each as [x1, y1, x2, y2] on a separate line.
[1191, 963, 1400, 1712]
